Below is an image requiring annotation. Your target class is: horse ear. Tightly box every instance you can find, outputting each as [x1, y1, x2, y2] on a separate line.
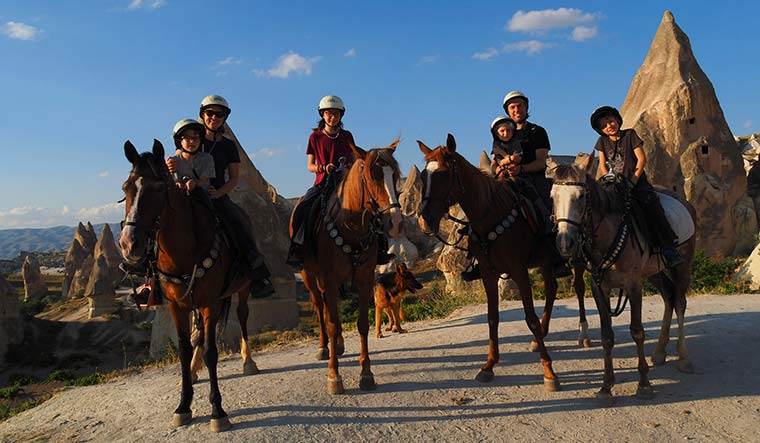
[124, 141, 140, 164]
[580, 150, 595, 172]
[350, 141, 367, 161]
[387, 138, 400, 152]
[417, 140, 432, 155]
[152, 139, 165, 160]
[445, 134, 457, 153]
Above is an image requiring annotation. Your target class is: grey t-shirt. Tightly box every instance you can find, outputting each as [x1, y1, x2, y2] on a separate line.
[170, 152, 216, 183]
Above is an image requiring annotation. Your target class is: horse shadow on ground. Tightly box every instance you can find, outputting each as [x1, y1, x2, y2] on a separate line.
[218, 308, 760, 429]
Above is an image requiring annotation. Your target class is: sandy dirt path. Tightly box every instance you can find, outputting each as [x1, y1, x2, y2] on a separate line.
[2, 293, 759, 443]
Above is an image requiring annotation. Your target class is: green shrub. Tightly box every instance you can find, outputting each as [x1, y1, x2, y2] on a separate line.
[0, 385, 20, 399]
[66, 372, 106, 387]
[44, 369, 74, 383]
[6, 373, 37, 387]
[690, 250, 747, 294]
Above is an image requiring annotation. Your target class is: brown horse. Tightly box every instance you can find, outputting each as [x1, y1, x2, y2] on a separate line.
[119, 140, 256, 432]
[298, 140, 402, 394]
[417, 134, 560, 391]
[551, 152, 696, 406]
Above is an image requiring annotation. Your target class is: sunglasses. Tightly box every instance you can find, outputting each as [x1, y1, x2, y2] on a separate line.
[204, 109, 227, 118]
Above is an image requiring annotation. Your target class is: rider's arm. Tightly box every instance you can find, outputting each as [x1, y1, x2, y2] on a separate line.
[520, 148, 548, 174]
[307, 154, 326, 174]
[598, 150, 609, 176]
[632, 146, 646, 184]
[211, 163, 239, 198]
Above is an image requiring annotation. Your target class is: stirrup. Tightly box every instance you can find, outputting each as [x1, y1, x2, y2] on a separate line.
[461, 263, 481, 282]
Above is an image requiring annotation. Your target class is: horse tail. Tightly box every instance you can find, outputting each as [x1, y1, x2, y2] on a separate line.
[216, 296, 233, 338]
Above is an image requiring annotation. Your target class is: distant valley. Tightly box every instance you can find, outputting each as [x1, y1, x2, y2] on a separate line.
[0, 223, 120, 260]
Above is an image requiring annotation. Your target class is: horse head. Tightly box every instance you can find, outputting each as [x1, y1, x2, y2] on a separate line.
[118, 139, 171, 265]
[415, 133, 461, 235]
[349, 138, 403, 237]
[550, 151, 596, 259]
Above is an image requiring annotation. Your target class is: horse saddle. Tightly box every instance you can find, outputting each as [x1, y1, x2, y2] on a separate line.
[658, 192, 695, 245]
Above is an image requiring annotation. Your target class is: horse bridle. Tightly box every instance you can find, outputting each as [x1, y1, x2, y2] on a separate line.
[552, 180, 590, 230]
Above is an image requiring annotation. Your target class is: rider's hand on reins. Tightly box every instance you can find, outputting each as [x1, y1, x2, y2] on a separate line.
[166, 157, 178, 174]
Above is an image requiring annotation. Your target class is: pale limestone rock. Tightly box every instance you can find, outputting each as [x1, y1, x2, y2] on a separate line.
[620, 11, 753, 256]
[70, 254, 94, 298]
[0, 275, 22, 364]
[733, 242, 760, 290]
[22, 255, 47, 302]
[62, 235, 87, 298]
[94, 224, 125, 287]
[85, 255, 117, 319]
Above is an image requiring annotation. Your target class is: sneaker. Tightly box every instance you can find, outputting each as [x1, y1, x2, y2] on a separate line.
[461, 264, 481, 282]
[662, 246, 685, 268]
[133, 284, 152, 307]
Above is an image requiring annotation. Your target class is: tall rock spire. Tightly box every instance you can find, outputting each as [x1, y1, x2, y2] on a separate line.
[620, 11, 755, 256]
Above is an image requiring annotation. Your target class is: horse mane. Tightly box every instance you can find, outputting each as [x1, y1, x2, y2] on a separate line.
[123, 151, 171, 190]
[455, 152, 516, 216]
[553, 164, 622, 214]
[338, 147, 400, 212]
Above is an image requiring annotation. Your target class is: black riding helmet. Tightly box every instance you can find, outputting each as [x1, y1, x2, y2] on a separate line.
[590, 106, 623, 136]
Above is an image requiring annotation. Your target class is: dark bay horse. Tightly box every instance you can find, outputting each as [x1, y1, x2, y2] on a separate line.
[299, 140, 402, 394]
[119, 140, 256, 432]
[417, 134, 560, 391]
[551, 152, 696, 406]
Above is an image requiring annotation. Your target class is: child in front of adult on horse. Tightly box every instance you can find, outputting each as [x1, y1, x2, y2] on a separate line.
[169, 119, 215, 193]
[590, 105, 684, 268]
[489, 115, 522, 179]
[166, 95, 274, 298]
[286, 95, 394, 269]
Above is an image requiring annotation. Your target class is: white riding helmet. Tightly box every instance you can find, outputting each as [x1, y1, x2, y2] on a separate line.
[490, 115, 516, 131]
[200, 95, 231, 115]
[502, 90, 529, 110]
[318, 95, 345, 114]
[172, 118, 204, 148]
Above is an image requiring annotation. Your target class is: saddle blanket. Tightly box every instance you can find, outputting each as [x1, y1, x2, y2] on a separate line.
[658, 192, 695, 245]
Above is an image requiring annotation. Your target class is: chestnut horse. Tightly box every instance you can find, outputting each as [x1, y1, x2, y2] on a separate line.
[551, 152, 696, 406]
[298, 140, 402, 394]
[417, 134, 560, 391]
[119, 140, 256, 432]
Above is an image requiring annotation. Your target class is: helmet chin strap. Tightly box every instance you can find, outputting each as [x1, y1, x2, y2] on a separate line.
[178, 145, 200, 156]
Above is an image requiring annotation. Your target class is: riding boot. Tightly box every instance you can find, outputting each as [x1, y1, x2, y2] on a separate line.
[376, 235, 395, 265]
[286, 225, 306, 270]
[461, 260, 481, 282]
[645, 200, 684, 268]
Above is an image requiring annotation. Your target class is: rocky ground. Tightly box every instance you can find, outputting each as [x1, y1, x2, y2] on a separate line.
[1, 293, 759, 443]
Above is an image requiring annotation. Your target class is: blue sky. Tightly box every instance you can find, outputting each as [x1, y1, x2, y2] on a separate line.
[0, 1, 757, 229]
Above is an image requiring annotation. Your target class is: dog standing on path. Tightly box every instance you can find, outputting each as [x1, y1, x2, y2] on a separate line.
[374, 262, 423, 338]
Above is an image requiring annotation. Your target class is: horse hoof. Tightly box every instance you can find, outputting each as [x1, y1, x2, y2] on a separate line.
[190, 372, 199, 384]
[359, 374, 377, 391]
[636, 386, 655, 400]
[528, 340, 539, 353]
[595, 391, 614, 408]
[316, 348, 329, 361]
[651, 352, 666, 366]
[398, 328, 406, 334]
[328, 375, 345, 395]
[677, 360, 695, 374]
[336, 342, 345, 356]
[171, 412, 192, 427]
[210, 416, 232, 433]
[475, 370, 494, 383]
[243, 362, 259, 375]
[582, 338, 592, 348]
[385, 326, 392, 331]
[543, 378, 561, 392]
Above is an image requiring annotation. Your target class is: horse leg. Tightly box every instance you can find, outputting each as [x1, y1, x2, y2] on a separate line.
[575, 267, 591, 347]
[356, 275, 376, 391]
[673, 271, 694, 373]
[201, 308, 231, 432]
[629, 285, 654, 400]
[375, 304, 384, 338]
[515, 268, 560, 392]
[529, 266, 558, 352]
[475, 272, 500, 383]
[237, 289, 258, 375]
[168, 303, 194, 427]
[307, 278, 329, 361]
[649, 273, 673, 366]
[324, 280, 344, 394]
[590, 283, 615, 407]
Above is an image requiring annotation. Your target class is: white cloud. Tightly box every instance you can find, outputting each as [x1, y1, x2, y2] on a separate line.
[344, 48, 357, 57]
[215, 56, 242, 67]
[76, 203, 124, 220]
[472, 48, 499, 61]
[507, 8, 600, 32]
[0, 206, 61, 229]
[216, 71, 228, 77]
[255, 51, 322, 78]
[504, 40, 555, 56]
[417, 55, 439, 66]
[127, 0, 166, 10]
[571, 26, 598, 42]
[2, 21, 39, 40]
[251, 148, 283, 159]
[99, 171, 109, 178]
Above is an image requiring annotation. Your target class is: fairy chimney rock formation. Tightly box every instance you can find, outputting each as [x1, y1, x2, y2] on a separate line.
[620, 11, 755, 256]
[0, 276, 23, 365]
[85, 254, 117, 319]
[22, 255, 47, 302]
[70, 254, 94, 298]
[94, 224, 125, 286]
[399, 165, 423, 216]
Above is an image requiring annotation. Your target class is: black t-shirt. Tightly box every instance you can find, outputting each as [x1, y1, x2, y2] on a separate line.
[202, 136, 240, 189]
[513, 122, 550, 166]
[593, 128, 643, 180]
